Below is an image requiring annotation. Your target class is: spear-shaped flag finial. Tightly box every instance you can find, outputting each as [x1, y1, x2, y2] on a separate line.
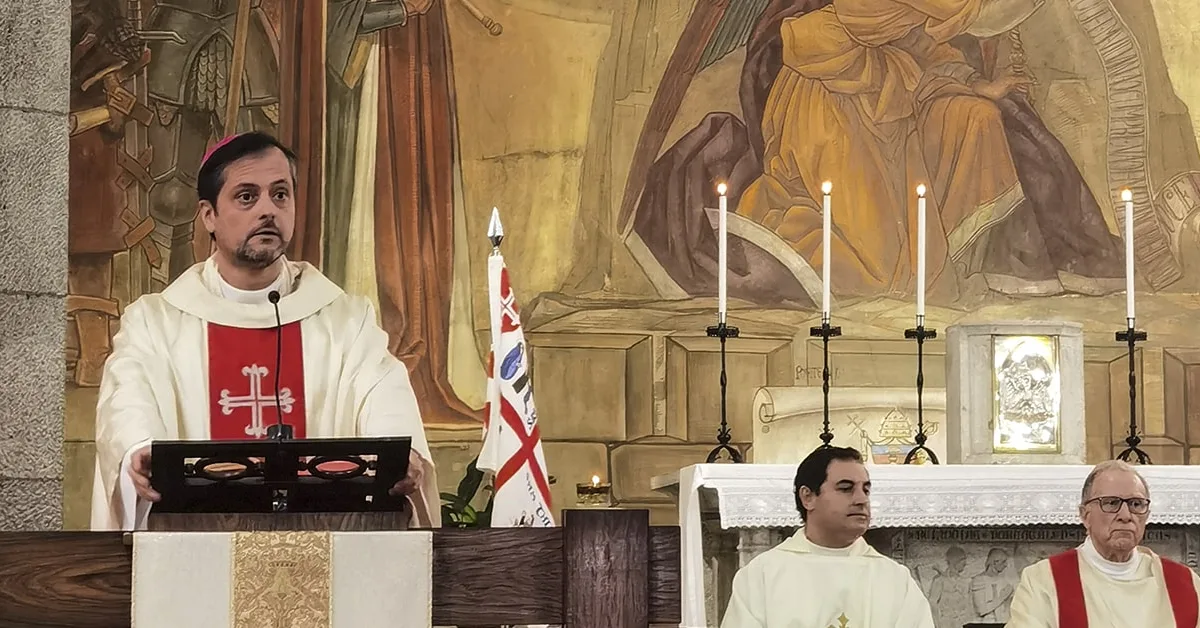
[488, 207, 504, 249]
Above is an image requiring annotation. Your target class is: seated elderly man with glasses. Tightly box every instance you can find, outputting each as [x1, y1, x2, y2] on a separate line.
[1007, 460, 1200, 627]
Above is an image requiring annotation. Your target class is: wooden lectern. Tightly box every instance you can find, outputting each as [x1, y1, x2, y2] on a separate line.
[0, 509, 682, 627]
[147, 436, 413, 531]
[0, 437, 684, 626]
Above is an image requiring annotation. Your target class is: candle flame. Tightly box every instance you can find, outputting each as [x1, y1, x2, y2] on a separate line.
[591, 475, 600, 487]
[716, 183, 728, 195]
[821, 181, 832, 195]
[916, 184, 926, 197]
[1121, 188, 1133, 202]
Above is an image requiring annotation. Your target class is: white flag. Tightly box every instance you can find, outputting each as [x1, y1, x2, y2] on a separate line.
[479, 251, 555, 528]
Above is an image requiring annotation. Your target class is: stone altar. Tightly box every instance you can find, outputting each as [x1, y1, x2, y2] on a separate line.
[652, 463, 1200, 628]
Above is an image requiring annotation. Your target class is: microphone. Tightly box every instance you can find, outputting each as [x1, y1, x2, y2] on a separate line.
[266, 290, 292, 440]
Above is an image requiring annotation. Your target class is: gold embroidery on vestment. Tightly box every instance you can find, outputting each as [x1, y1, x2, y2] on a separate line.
[828, 613, 850, 628]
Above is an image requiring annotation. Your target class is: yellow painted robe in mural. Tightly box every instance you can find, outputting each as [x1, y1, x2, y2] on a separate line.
[736, 0, 1038, 297]
[721, 532, 935, 627]
[89, 257, 440, 530]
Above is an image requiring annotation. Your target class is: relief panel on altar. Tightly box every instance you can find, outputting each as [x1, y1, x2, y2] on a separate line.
[864, 526, 1200, 628]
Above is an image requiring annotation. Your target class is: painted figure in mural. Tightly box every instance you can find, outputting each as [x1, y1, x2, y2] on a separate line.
[68, 0, 155, 387]
[720, 446, 934, 627]
[1008, 460, 1200, 627]
[141, 0, 281, 282]
[140, 0, 428, 284]
[287, 0, 483, 428]
[626, 0, 1127, 309]
[323, 0, 432, 286]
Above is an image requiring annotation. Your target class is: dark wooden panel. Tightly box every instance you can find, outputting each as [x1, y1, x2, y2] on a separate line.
[565, 508, 650, 628]
[0, 532, 130, 628]
[432, 527, 563, 625]
[648, 525, 682, 623]
[0, 515, 680, 627]
[147, 510, 410, 531]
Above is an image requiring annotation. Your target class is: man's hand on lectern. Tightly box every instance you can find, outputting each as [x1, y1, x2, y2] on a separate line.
[129, 445, 162, 502]
[389, 451, 424, 497]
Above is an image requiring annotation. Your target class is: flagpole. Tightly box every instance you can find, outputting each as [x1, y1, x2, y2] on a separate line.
[481, 208, 504, 486]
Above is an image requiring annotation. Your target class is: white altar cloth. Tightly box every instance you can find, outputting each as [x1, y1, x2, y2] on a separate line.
[654, 463, 1200, 628]
[132, 530, 433, 628]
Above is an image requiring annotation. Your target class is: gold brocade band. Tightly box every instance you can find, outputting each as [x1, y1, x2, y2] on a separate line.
[231, 531, 333, 628]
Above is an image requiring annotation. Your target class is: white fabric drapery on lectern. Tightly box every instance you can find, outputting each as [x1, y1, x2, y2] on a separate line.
[132, 531, 433, 627]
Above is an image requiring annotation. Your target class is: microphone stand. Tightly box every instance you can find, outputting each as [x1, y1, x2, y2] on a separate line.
[265, 290, 292, 513]
[266, 290, 292, 441]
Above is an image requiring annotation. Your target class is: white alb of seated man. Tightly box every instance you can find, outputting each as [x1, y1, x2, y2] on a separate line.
[1007, 460, 1200, 627]
[720, 446, 935, 628]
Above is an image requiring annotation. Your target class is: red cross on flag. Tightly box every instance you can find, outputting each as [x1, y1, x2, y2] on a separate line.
[479, 241, 554, 529]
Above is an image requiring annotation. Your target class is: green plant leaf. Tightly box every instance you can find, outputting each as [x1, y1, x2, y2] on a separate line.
[477, 493, 495, 527]
[455, 456, 486, 501]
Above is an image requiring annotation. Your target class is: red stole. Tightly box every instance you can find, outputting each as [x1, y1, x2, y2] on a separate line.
[207, 322, 307, 440]
[1048, 548, 1198, 628]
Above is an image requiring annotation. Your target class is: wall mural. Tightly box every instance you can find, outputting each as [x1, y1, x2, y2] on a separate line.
[65, 0, 1200, 538]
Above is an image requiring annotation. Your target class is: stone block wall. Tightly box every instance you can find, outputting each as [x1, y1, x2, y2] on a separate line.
[0, 0, 71, 530]
[428, 328, 794, 526]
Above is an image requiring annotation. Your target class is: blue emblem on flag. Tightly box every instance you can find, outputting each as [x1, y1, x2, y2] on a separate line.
[500, 343, 524, 381]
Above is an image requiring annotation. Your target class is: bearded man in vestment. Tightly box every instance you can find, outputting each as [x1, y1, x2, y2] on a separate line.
[1007, 460, 1200, 627]
[720, 446, 935, 627]
[90, 132, 439, 531]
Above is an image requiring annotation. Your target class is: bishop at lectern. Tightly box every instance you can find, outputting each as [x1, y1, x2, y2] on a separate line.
[90, 132, 439, 531]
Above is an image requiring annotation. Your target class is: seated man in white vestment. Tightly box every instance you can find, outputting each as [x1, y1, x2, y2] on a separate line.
[90, 131, 440, 531]
[1007, 460, 1200, 627]
[721, 446, 935, 628]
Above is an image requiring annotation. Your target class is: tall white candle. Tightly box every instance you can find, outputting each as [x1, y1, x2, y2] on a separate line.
[916, 184, 927, 319]
[718, 183, 728, 323]
[1122, 188, 1134, 322]
[821, 181, 832, 320]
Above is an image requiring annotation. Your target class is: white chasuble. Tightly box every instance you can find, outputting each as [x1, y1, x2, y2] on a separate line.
[721, 532, 935, 628]
[91, 257, 440, 531]
[1008, 544, 1200, 628]
[132, 530, 433, 628]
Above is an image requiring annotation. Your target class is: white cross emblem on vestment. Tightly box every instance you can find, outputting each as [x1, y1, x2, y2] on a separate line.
[217, 364, 295, 438]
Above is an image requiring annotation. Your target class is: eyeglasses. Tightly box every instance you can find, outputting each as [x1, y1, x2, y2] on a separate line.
[1084, 496, 1151, 515]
